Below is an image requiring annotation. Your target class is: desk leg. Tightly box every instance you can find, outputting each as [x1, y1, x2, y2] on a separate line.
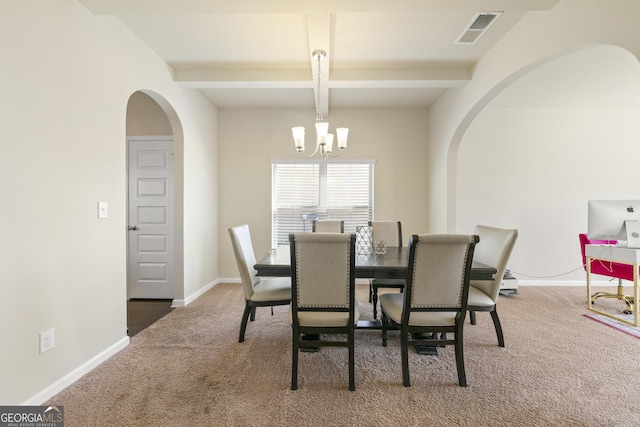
[635, 264, 639, 327]
[586, 256, 592, 310]
[587, 255, 638, 327]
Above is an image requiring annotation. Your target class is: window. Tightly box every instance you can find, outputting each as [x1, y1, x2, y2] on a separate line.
[271, 159, 375, 247]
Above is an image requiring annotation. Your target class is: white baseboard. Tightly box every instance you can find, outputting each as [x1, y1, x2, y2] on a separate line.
[24, 336, 130, 405]
[171, 279, 230, 307]
[24, 279, 236, 405]
[516, 280, 622, 287]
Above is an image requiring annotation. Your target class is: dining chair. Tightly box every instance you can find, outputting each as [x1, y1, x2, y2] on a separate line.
[289, 232, 359, 391]
[312, 220, 344, 233]
[368, 221, 403, 319]
[228, 224, 291, 343]
[380, 233, 478, 387]
[466, 225, 518, 347]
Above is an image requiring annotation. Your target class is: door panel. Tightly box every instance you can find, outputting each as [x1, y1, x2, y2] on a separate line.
[128, 137, 174, 299]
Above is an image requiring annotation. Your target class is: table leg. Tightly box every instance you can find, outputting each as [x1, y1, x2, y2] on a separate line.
[300, 334, 320, 352]
[413, 333, 438, 356]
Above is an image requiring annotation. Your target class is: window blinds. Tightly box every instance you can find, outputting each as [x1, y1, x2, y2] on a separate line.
[271, 160, 374, 248]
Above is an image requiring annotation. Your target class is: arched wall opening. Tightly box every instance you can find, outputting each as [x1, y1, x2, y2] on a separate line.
[126, 90, 185, 301]
[449, 45, 640, 283]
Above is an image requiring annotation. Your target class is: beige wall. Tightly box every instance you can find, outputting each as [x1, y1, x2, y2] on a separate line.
[0, 0, 218, 404]
[218, 107, 429, 279]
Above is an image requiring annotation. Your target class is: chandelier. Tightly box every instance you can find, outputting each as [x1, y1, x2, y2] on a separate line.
[292, 49, 348, 158]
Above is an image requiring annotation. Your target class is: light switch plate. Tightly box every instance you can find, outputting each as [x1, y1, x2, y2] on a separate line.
[98, 202, 108, 219]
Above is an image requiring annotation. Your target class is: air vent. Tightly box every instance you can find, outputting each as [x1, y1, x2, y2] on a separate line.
[454, 12, 502, 45]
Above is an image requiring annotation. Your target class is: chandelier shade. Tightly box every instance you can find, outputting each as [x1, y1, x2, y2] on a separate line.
[292, 49, 349, 158]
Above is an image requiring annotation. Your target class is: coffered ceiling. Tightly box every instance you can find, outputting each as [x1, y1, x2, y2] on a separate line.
[79, 0, 560, 113]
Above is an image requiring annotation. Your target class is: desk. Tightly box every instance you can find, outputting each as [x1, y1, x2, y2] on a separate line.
[255, 245, 497, 281]
[586, 244, 640, 327]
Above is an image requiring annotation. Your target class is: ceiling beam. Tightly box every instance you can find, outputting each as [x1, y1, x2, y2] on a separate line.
[174, 66, 471, 89]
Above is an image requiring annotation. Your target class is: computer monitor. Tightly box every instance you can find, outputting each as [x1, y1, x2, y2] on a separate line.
[588, 200, 640, 248]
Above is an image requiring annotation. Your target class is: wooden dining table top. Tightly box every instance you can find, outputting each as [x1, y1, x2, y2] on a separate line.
[254, 245, 497, 281]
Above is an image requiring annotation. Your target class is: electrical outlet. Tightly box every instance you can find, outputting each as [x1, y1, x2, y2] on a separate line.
[40, 328, 55, 354]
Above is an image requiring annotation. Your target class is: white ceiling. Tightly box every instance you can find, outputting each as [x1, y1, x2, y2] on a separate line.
[79, 0, 561, 113]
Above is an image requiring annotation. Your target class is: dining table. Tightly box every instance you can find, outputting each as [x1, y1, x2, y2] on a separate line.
[254, 244, 497, 332]
[254, 244, 497, 281]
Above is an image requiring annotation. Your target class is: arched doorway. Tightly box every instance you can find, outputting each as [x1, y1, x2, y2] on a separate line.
[452, 45, 640, 282]
[125, 90, 185, 334]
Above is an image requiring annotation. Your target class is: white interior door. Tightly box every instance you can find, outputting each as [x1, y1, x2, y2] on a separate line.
[127, 137, 174, 299]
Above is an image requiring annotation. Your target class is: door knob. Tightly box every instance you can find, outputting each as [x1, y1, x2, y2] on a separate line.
[128, 225, 137, 230]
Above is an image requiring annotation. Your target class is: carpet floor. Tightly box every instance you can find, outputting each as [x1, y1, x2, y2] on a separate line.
[49, 284, 640, 426]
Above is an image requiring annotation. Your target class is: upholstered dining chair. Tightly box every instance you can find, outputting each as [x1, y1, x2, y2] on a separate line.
[466, 225, 518, 347]
[228, 224, 291, 343]
[289, 232, 359, 391]
[368, 221, 403, 319]
[380, 233, 478, 387]
[579, 233, 634, 314]
[312, 220, 344, 233]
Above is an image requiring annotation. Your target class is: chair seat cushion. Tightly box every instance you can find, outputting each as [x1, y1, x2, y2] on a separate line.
[379, 293, 457, 326]
[467, 285, 494, 309]
[290, 303, 360, 327]
[250, 277, 291, 302]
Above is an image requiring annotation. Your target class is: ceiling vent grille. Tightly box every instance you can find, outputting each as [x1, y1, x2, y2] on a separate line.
[454, 12, 502, 45]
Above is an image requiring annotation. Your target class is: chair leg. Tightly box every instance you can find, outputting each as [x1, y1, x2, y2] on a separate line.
[381, 312, 388, 347]
[250, 306, 257, 321]
[291, 328, 299, 391]
[372, 286, 379, 319]
[490, 307, 505, 347]
[454, 326, 467, 387]
[348, 328, 356, 391]
[368, 282, 373, 303]
[239, 301, 252, 343]
[469, 310, 476, 325]
[401, 328, 410, 387]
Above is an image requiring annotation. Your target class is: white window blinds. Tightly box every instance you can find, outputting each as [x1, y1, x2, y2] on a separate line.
[271, 159, 374, 248]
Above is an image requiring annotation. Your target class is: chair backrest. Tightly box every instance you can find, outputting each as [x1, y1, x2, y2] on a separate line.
[470, 225, 518, 302]
[312, 220, 344, 233]
[579, 233, 634, 280]
[404, 234, 478, 321]
[369, 221, 402, 246]
[289, 232, 356, 320]
[228, 224, 260, 300]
